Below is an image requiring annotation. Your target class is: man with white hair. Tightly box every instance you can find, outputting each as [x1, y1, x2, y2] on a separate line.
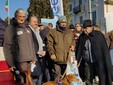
[76, 19, 113, 85]
[3, 8, 37, 85]
[28, 16, 50, 85]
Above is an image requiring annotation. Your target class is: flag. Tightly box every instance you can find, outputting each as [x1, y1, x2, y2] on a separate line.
[5, 0, 8, 12]
[49, 0, 64, 19]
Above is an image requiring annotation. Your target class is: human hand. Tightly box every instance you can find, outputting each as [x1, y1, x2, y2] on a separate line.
[37, 51, 46, 56]
[51, 54, 57, 60]
[31, 60, 36, 64]
[70, 45, 75, 51]
[9, 66, 15, 71]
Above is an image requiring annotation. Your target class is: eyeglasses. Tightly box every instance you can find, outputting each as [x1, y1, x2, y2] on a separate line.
[17, 15, 26, 19]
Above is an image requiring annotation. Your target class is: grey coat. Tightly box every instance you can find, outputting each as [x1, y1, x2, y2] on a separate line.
[3, 18, 37, 67]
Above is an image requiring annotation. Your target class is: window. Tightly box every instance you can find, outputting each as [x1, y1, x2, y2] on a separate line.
[92, 11, 96, 25]
[80, 16, 83, 24]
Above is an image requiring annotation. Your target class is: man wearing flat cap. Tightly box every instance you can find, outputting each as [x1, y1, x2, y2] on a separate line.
[76, 19, 113, 85]
[47, 16, 75, 80]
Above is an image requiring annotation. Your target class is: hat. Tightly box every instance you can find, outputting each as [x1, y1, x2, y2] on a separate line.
[82, 19, 92, 28]
[69, 24, 75, 29]
[58, 16, 67, 23]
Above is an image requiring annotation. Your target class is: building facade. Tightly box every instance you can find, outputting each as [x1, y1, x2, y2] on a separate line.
[70, 0, 113, 33]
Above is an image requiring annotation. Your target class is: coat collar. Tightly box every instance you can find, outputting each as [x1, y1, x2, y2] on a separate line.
[10, 18, 26, 28]
[82, 30, 95, 37]
[56, 26, 71, 34]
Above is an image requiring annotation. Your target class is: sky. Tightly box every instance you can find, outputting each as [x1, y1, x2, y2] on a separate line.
[0, 0, 29, 20]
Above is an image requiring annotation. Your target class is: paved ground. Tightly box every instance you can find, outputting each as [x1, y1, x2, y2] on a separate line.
[83, 82, 113, 85]
[83, 82, 98, 85]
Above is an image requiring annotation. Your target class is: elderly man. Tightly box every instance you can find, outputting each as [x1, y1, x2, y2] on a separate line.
[3, 8, 37, 85]
[28, 16, 50, 85]
[47, 16, 75, 80]
[76, 19, 113, 85]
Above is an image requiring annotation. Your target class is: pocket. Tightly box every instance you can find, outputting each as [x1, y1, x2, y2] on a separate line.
[54, 48, 66, 63]
[54, 53, 65, 63]
[31, 61, 42, 77]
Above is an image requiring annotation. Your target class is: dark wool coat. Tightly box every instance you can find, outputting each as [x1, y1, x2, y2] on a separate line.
[76, 30, 113, 85]
[29, 27, 49, 79]
[3, 18, 37, 67]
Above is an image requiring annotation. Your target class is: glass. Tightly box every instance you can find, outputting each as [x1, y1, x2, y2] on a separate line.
[17, 15, 26, 19]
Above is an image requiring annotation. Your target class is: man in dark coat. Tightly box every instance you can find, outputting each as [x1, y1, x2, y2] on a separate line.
[28, 16, 50, 85]
[3, 8, 37, 85]
[76, 19, 113, 85]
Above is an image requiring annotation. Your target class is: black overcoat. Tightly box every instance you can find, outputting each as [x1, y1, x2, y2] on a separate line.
[76, 30, 113, 85]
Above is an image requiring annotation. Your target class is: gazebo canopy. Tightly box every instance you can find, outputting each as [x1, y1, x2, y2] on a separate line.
[0, 18, 8, 46]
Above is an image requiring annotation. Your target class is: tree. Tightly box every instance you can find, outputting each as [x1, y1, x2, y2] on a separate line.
[27, 0, 70, 25]
[5, 17, 10, 24]
[63, 0, 70, 25]
[28, 0, 53, 22]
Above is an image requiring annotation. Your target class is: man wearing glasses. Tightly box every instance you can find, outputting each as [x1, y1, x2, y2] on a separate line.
[3, 8, 37, 85]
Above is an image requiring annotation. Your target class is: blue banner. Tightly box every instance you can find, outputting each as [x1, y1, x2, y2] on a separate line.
[50, 0, 64, 19]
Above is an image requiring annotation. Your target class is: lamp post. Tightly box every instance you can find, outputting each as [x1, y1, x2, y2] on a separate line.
[88, 0, 92, 20]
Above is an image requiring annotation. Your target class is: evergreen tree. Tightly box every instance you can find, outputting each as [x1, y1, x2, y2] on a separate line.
[63, 0, 70, 25]
[28, 0, 53, 22]
[5, 17, 10, 24]
[27, 0, 70, 25]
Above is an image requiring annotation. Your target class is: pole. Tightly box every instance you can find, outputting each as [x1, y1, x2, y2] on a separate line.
[8, 0, 10, 25]
[89, 0, 92, 20]
[60, 0, 64, 16]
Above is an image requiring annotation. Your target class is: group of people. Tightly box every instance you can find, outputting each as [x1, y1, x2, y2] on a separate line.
[3, 8, 50, 85]
[3, 8, 113, 85]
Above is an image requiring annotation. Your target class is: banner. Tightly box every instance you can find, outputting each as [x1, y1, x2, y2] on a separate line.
[50, 0, 64, 19]
[5, 0, 8, 12]
[41, 18, 58, 28]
